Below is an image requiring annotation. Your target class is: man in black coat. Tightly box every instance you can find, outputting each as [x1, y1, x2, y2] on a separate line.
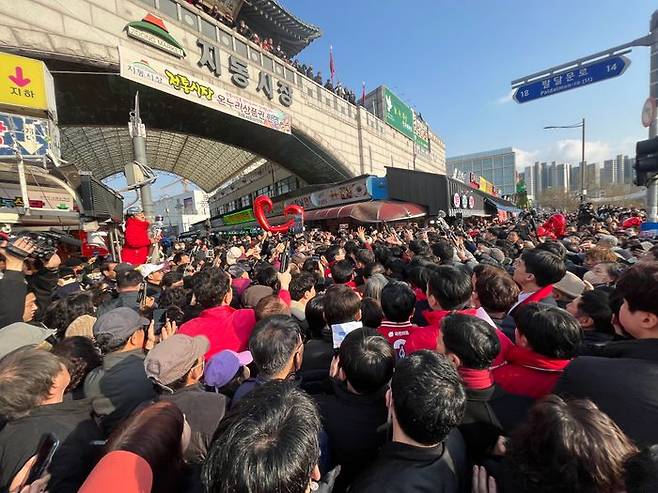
[350, 350, 467, 492]
[0, 238, 59, 328]
[97, 269, 144, 317]
[0, 347, 102, 493]
[145, 333, 227, 465]
[438, 313, 533, 463]
[313, 328, 395, 492]
[555, 263, 658, 445]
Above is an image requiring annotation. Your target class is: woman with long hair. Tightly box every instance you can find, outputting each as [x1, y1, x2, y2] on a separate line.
[104, 401, 190, 493]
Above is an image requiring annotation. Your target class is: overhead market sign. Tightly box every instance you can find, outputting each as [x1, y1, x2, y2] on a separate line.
[125, 14, 186, 58]
[119, 46, 291, 134]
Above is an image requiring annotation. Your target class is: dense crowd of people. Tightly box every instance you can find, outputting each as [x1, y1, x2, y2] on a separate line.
[184, 0, 361, 106]
[0, 204, 657, 492]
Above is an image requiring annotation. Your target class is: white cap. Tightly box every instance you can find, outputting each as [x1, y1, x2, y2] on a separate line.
[226, 247, 242, 266]
[136, 264, 165, 278]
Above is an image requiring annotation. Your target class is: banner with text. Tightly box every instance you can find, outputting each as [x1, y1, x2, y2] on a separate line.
[413, 113, 429, 151]
[382, 87, 414, 140]
[119, 46, 291, 134]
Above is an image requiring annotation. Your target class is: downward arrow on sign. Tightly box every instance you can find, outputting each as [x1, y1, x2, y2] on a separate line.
[9, 67, 31, 87]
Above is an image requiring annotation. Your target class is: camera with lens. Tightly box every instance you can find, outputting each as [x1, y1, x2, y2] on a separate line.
[4, 228, 82, 263]
[6, 233, 58, 262]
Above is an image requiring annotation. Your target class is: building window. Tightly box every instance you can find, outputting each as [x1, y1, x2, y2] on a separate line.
[275, 175, 298, 196]
[241, 195, 251, 208]
[256, 185, 273, 197]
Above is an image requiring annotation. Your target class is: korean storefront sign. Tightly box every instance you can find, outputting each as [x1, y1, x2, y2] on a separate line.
[119, 46, 291, 134]
[197, 39, 293, 107]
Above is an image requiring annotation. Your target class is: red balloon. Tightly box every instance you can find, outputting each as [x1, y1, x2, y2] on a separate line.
[536, 226, 555, 239]
[252, 195, 304, 233]
[538, 213, 566, 239]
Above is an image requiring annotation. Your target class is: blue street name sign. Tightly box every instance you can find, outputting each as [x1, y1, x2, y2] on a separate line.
[513, 55, 631, 104]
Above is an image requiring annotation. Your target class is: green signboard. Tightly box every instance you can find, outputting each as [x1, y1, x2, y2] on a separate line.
[223, 208, 255, 225]
[413, 113, 430, 151]
[383, 87, 415, 141]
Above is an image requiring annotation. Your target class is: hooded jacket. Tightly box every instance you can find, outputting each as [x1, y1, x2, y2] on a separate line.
[492, 345, 571, 399]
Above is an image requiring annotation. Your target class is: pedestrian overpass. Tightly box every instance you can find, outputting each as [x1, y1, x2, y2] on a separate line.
[0, 0, 446, 192]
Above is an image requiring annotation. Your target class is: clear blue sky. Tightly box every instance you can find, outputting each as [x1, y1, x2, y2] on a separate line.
[284, 0, 655, 169]
[110, 0, 656, 198]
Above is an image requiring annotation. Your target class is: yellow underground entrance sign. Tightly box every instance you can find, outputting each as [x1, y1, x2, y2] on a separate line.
[0, 51, 49, 112]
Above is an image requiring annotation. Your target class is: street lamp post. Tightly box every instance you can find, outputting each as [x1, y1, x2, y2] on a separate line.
[544, 118, 586, 201]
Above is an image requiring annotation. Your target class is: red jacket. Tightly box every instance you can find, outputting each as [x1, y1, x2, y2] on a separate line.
[178, 290, 291, 360]
[121, 217, 151, 265]
[403, 309, 513, 368]
[492, 345, 571, 399]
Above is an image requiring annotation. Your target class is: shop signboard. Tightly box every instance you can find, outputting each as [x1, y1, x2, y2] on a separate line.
[0, 183, 74, 211]
[382, 87, 414, 140]
[222, 208, 255, 225]
[125, 14, 186, 58]
[285, 176, 387, 211]
[119, 46, 292, 134]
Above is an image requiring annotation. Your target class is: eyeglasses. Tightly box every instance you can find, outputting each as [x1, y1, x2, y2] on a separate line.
[190, 358, 205, 372]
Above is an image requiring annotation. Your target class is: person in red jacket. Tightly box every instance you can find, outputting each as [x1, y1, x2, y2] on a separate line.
[178, 267, 291, 360]
[509, 247, 566, 312]
[121, 208, 153, 265]
[377, 281, 421, 358]
[403, 266, 513, 362]
[493, 303, 581, 399]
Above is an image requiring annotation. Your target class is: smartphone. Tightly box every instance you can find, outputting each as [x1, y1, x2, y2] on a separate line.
[152, 308, 166, 335]
[291, 214, 304, 235]
[279, 248, 290, 273]
[137, 281, 147, 309]
[25, 433, 59, 485]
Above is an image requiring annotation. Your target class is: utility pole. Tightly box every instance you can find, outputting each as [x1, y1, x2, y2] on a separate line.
[581, 118, 586, 200]
[647, 11, 658, 222]
[512, 10, 658, 220]
[128, 92, 154, 219]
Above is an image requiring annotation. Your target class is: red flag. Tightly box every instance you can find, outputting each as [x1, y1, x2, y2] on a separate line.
[329, 45, 335, 84]
[361, 81, 366, 106]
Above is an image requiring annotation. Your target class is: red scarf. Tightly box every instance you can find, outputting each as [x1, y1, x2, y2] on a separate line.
[522, 284, 554, 305]
[459, 367, 494, 390]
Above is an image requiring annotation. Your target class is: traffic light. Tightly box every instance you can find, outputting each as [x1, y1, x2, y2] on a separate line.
[635, 137, 658, 186]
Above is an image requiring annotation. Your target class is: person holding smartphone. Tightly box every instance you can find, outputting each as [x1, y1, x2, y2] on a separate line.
[0, 347, 102, 492]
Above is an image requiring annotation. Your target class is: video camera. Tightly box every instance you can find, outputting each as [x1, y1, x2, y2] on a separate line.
[4, 228, 82, 262]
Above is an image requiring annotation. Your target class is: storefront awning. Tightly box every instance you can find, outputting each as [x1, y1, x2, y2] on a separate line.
[305, 200, 426, 223]
[485, 198, 522, 215]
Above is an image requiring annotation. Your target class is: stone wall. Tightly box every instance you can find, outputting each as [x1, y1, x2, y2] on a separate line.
[0, 0, 446, 181]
